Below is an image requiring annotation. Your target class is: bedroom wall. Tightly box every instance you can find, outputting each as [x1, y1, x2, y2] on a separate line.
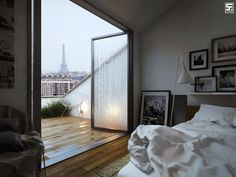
[141, 0, 236, 107]
[0, 0, 28, 112]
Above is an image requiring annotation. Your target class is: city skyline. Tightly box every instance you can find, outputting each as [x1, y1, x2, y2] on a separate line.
[41, 0, 121, 73]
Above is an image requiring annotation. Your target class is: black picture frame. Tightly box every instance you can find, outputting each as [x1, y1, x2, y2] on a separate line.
[212, 35, 236, 63]
[140, 90, 170, 126]
[0, 0, 15, 88]
[212, 64, 236, 92]
[194, 76, 216, 92]
[189, 49, 208, 70]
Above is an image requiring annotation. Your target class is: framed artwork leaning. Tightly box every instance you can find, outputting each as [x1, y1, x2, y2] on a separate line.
[213, 65, 236, 92]
[140, 90, 170, 126]
[212, 35, 236, 62]
[189, 49, 208, 70]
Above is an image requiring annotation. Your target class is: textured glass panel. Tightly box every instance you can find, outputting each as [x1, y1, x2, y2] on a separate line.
[93, 34, 128, 131]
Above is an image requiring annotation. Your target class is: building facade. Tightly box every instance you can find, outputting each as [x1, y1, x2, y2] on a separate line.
[41, 74, 75, 97]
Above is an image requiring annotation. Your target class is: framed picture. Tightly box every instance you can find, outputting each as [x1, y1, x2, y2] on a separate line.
[0, 58, 14, 88]
[212, 35, 236, 62]
[189, 49, 208, 70]
[140, 90, 170, 126]
[0, 0, 14, 88]
[194, 76, 216, 92]
[213, 65, 236, 92]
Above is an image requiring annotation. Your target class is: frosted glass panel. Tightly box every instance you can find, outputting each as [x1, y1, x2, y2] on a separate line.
[93, 34, 128, 131]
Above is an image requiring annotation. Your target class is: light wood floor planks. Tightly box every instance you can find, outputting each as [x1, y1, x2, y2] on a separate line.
[42, 135, 130, 177]
[42, 117, 125, 166]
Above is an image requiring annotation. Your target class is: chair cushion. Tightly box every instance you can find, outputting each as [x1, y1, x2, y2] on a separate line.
[0, 119, 19, 132]
[0, 131, 25, 153]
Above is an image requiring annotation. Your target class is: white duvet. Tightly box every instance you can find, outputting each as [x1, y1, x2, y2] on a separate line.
[128, 121, 236, 177]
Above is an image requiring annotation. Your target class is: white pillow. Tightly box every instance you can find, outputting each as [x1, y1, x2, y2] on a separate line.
[191, 104, 236, 126]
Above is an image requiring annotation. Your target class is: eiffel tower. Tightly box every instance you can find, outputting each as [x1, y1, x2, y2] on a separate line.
[59, 44, 69, 74]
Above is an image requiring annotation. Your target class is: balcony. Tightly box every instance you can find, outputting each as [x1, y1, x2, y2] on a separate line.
[42, 116, 125, 167]
[41, 75, 126, 166]
[41, 37, 129, 166]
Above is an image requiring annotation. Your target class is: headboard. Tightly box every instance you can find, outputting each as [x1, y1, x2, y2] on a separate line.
[186, 106, 199, 121]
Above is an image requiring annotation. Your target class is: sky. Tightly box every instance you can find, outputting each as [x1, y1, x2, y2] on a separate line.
[41, 0, 122, 73]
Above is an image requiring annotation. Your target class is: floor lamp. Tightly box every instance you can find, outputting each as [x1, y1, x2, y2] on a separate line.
[170, 54, 194, 126]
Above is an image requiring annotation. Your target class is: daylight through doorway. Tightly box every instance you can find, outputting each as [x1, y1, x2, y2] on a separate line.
[40, 0, 130, 166]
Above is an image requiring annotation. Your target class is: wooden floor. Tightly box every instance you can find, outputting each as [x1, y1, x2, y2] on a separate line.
[42, 135, 130, 177]
[42, 117, 124, 166]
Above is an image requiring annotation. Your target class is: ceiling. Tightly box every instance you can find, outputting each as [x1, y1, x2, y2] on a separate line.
[84, 0, 181, 31]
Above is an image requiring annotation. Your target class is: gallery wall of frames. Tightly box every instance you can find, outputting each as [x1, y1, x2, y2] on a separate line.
[189, 34, 236, 92]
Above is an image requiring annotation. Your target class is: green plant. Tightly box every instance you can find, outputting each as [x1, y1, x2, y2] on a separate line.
[41, 100, 71, 118]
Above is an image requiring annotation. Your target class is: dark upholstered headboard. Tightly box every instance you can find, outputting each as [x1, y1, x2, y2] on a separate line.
[186, 106, 200, 121]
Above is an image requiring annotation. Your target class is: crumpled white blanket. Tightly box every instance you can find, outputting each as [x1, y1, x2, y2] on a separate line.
[128, 122, 236, 177]
[0, 131, 44, 177]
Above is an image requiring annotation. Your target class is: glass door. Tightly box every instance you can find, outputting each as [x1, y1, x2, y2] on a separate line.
[91, 33, 128, 131]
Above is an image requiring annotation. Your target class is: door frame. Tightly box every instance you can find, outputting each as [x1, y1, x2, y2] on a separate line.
[91, 32, 132, 132]
[27, 0, 41, 133]
[28, 0, 133, 134]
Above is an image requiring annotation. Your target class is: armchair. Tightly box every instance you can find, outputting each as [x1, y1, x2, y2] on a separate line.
[0, 105, 44, 177]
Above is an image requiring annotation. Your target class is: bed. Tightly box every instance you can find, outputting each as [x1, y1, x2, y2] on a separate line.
[118, 104, 236, 177]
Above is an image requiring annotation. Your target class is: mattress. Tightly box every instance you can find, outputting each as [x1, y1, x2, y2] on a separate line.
[118, 121, 236, 177]
[118, 162, 159, 177]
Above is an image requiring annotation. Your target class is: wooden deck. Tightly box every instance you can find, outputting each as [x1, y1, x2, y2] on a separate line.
[43, 135, 130, 177]
[42, 116, 125, 166]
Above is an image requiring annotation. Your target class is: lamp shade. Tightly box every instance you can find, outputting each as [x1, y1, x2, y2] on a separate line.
[176, 60, 194, 84]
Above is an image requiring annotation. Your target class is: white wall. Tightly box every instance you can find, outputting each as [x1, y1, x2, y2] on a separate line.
[141, 0, 236, 106]
[41, 78, 91, 119]
[41, 97, 62, 108]
[0, 0, 27, 112]
[64, 77, 91, 119]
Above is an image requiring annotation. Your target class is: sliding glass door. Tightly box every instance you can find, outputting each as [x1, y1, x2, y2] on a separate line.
[92, 33, 128, 131]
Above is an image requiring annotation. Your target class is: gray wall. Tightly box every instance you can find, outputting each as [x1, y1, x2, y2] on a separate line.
[0, 0, 27, 112]
[141, 0, 236, 106]
[133, 32, 141, 128]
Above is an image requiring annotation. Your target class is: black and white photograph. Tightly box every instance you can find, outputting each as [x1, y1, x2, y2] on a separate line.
[0, 0, 14, 8]
[213, 65, 236, 92]
[212, 35, 236, 62]
[189, 49, 208, 70]
[0, 59, 14, 88]
[194, 76, 216, 92]
[140, 90, 170, 125]
[0, 0, 14, 88]
[0, 0, 14, 33]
